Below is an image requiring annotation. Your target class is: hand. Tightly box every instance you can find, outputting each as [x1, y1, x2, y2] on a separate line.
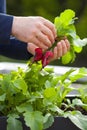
[12, 16, 56, 50]
[27, 39, 70, 60]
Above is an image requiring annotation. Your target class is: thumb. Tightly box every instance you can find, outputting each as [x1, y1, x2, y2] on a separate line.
[27, 43, 39, 55]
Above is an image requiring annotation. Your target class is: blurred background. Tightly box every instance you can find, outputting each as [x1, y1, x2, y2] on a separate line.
[0, 0, 87, 67]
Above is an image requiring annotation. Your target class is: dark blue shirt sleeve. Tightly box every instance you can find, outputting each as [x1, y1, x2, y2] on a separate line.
[0, 0, 33, 60]
[0, 13, 13, 44]
[0, 14, 33, 60]
[0, 0, 6, 13]
[0, 37, 33, 60]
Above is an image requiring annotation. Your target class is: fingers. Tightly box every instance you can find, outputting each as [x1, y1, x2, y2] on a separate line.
[53, 46, 59, 60]
[35, 31, 52, 49]
[29, 16, 57, 49]
[30, 37, 49, 50]
[52, 39, 70, 60]
[40, 24, 55, 44]
[59, 40, 69, 55]
[27, 43, 38, 55]
[42, 18, 57, 38]
[27, 39, 70, 63]
[35, 18, 56, 48]
[65, 39, 70, 51]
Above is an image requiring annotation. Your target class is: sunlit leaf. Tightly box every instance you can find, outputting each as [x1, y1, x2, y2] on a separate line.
[64, 111, 87, 130]
[24, 111, 43, 130]
[7, 114, 23, 130]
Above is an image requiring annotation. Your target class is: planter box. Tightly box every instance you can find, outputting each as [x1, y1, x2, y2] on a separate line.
[0, 116, 81, 130]
[0, 63, 83, 130]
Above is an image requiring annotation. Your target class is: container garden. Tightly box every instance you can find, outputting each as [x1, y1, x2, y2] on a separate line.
[0, 116, 81, 130]
[0, 60, 87, 130]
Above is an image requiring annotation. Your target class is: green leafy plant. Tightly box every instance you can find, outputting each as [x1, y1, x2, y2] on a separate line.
[0, 61, 87, 130]
[32, 9, 87, 66]
[0, 9, 87, 130]
[49, 9, 87, 64]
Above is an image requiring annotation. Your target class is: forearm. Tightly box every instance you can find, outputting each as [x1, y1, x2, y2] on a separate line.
[0, 37, 33, 60]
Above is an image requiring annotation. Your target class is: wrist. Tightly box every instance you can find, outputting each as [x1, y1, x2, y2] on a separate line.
[11, 16, 20, 37]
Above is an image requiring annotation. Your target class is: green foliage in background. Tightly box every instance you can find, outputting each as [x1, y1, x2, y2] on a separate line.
[1, 0, 87, 67]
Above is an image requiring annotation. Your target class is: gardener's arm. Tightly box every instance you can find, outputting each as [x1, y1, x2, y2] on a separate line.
[0, 13, 13, 44]
[0, 37, 33, 60]
[0, 13, 56, 46]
